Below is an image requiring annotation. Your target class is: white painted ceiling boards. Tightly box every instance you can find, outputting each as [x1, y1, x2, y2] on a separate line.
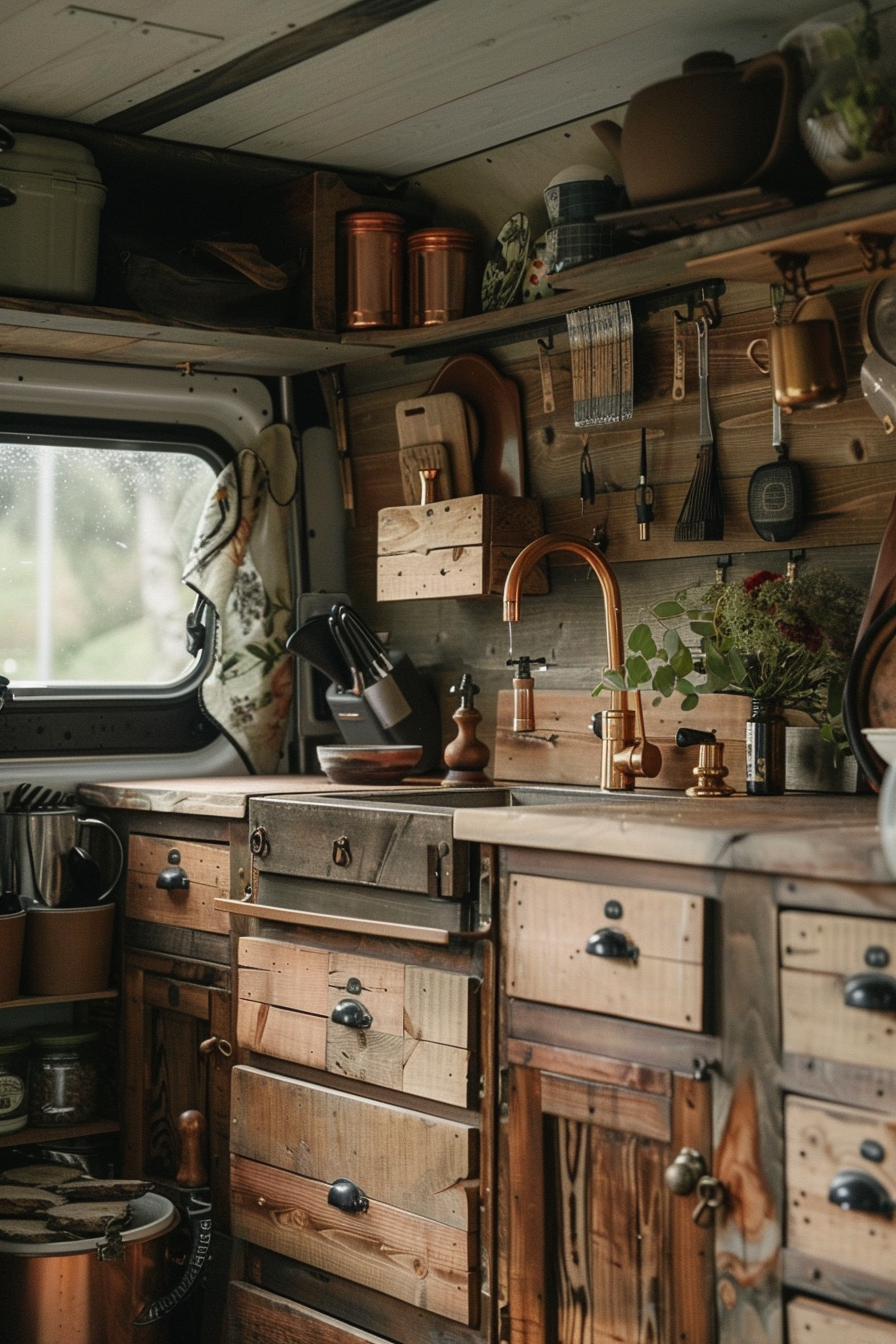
[0, 0, 874, 173]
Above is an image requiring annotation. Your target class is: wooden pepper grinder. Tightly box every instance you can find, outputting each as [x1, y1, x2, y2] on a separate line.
[442, 674, 492, 786]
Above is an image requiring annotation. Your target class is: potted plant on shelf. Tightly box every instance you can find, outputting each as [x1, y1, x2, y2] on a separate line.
[593, 565, 863, 794]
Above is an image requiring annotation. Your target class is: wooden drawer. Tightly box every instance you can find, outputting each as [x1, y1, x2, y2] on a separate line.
[230, 1067, 479, 1322]
[506, 874, 705, 1031]
[788, 1296, 896, 1344]
[786, 1096, 896, 1281]
[781, 910, 896, 1072]
[236, 937, 476, 1107]
[230, 1282, 392, 1344]
[126, 833, 229, 936]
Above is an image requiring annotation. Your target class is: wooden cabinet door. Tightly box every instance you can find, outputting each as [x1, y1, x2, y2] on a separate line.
[122, 953, 233, 1225]
[507, 1062, 714, 1344]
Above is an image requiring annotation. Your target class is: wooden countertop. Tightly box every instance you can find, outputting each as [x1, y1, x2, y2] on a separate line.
[453, 793, 890, 884]
[77, 775, 426, 819]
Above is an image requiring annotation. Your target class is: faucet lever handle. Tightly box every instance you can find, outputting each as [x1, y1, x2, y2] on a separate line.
[627, 691, 662, 780]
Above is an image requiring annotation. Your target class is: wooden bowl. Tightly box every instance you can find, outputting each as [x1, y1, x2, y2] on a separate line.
[317, 744, 423, 785]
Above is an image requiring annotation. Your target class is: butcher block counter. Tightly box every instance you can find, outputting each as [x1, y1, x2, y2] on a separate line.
[453, 791, 888, 886]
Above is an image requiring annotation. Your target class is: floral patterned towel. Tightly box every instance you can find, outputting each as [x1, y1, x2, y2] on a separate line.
[183, 423, 295, 773]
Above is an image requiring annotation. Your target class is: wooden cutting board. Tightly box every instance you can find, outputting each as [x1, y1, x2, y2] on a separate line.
[395, 393, 475, 498]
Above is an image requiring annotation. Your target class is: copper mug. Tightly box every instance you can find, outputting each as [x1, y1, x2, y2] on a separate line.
[747, 297, 847, 409]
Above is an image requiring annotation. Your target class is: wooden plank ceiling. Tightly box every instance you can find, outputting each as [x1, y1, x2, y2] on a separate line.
[0, 0, 847, 175]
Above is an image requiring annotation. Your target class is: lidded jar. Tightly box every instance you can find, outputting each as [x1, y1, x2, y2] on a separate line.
[337, 210, 406, 329]
[0, 1034, 30, 1134]
[29, 1026, 100, 1127]
[407, 227, 477, 326]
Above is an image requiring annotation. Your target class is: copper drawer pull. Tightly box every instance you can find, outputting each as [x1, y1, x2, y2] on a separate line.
[332, 835, 352, 867]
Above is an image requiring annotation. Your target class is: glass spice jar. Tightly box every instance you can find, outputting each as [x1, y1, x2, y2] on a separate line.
[29, 1027, 100, 1128]
[0, 1034, 30, 1134]
[745, 697, 787, 796]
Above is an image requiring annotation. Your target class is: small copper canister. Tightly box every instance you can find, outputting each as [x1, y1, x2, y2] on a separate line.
[337, 211, 405, 329]
[407, 227, 477, 326]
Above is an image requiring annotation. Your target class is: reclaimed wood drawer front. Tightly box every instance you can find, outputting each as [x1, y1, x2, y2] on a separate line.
[507, 874, 705, 1031]
[788, 1296, 896, 1344]
[231, 1155, 477, 1322]
[230, 1282, 392, 1344]
[786, 1096, 896, 1280]
[236, 937, 475, 1107]
[230, 1067, 479, 1322]
[781, 910, 896, 1071]
[126, 834, 229, 935]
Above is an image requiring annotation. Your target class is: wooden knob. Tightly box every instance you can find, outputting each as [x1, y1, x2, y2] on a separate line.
[176, 1109, 208, 1189]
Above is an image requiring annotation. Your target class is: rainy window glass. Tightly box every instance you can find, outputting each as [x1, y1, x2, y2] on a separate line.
[0, 439, 216, 687]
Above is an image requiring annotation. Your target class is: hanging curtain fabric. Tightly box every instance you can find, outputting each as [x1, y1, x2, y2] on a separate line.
[183, 422, 297, 774]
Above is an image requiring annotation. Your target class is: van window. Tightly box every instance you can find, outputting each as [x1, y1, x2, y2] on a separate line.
[0, 433, 216, 689]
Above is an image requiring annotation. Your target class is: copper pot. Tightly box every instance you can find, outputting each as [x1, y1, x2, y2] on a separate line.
[337, 210, 405, 329]
[747, 296, 847, 409]
[407, 227, 476, 326]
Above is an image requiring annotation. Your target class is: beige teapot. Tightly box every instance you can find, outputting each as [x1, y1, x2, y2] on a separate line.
[592, 50, 803, 208]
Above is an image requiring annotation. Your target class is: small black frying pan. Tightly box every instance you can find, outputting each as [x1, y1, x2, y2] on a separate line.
[747, 398, 805, 543]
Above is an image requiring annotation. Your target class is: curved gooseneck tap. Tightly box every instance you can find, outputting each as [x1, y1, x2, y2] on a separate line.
[502, 534, 661, 791]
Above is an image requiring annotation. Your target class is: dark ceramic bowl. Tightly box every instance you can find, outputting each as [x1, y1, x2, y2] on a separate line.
[317, 744, 423, 785]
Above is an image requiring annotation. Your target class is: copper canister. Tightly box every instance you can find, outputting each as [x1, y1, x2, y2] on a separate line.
[407, 228, 477, 326]
[337, 211, 405, 329]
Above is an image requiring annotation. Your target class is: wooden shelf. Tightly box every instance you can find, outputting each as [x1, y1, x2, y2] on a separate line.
[343, 182, 896, 359]
[0, 183, 893, 373]
[0, 989, 119, 1011]
[0, 294, 391, 375]
[0, 1119, 119, 1149]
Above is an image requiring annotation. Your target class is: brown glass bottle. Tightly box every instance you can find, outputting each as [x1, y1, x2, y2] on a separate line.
[745, 697, 786, 795]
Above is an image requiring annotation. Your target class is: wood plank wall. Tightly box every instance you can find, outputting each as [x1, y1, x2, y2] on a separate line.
[340, 279, 889, 764]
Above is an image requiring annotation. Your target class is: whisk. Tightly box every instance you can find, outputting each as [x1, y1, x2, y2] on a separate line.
[674, 315, 724, 542]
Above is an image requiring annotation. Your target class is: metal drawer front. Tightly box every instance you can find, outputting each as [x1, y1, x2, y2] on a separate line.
[507, 874, 705, 1031]
[250, 797, 466, 898]
[236, 937, 476, 1107]
[126, 833, 229, 935]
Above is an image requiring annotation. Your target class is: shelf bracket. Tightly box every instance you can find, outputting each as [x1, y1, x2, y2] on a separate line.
[771, 251, 812, 298]
[846, 231, 895, 273]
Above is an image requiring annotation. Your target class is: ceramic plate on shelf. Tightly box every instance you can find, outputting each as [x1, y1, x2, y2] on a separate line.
[521, 234, 554, 303]
[481, 212, 531, 312]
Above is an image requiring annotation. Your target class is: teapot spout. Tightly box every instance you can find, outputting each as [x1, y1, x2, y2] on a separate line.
[591, 119, 623, 165]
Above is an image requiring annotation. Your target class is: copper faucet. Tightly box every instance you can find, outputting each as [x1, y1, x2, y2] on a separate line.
[502, 534, 662, 791]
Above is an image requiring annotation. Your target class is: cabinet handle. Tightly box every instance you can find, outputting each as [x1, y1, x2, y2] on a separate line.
[664, 1147, 706, 1195]
[199, 1036, 233, 1058]
[843, 972, 896, 1012]
[828, 1169, 894, 1218]
[332, 835, 352, 867]
[331, 998, 372, 1029]
[328, 1178, 369, 1214]
[585, 927, 639, 964]
[249, 826, 269, 858]
[156, 849, 189, 890]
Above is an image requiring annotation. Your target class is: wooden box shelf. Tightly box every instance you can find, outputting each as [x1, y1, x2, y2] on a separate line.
[377, 494, 546, 601]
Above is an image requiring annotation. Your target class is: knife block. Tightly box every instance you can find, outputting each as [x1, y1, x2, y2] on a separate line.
[325, 648, 442, 773]
[377, 495, 546, 601]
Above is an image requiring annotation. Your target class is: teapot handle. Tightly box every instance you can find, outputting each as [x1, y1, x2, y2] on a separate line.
[740, 48, 799, 187]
